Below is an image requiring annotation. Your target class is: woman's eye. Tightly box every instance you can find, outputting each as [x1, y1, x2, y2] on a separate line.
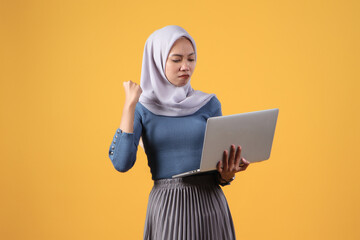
[188, 59, 195, 62]
[172, 59, 181, 63]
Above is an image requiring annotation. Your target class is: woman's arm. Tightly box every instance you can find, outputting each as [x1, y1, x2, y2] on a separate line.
[119, 81, 142, 133]
[108, 81, 143, 172]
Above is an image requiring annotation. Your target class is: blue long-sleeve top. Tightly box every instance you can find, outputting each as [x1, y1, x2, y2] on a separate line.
[108, 96, 222, 180]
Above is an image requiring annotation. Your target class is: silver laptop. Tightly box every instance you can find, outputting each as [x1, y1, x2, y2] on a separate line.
[172, 108, 279, 178]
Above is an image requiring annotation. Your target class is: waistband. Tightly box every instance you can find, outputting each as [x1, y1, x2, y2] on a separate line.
[153, 173, 218, 188]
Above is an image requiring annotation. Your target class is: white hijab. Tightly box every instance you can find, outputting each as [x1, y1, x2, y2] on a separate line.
[139, 25, 215, 117]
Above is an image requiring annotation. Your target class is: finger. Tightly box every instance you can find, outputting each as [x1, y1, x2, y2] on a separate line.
[234, 152, 241, 171]
[237, 145, 242, 158]
[239, 158, 250, 171]
[123, 81, 131, 89]
[243, 158, 250, 165]
[217, 161, 223, 173]
[223, 150, 229, 171]
[234, 145, 241, 169]
[239, 159, 245, 167]
[228, 145, 236, 170]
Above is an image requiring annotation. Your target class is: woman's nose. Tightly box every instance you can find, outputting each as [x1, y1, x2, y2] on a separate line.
[180, 62, 190, 71]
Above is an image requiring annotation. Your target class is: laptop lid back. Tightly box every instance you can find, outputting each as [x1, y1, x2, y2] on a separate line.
[199, 108, 279, 172]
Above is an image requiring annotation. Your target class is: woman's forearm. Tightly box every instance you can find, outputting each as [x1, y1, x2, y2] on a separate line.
[119, 102, 137, 133]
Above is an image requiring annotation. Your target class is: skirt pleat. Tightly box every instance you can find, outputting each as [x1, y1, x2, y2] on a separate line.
[143, 174, 235, 240]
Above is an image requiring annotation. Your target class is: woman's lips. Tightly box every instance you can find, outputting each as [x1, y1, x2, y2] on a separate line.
[179, 75, 189, 78]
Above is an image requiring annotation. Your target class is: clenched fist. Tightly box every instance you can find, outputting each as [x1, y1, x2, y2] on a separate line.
[123, 80, 142, 106]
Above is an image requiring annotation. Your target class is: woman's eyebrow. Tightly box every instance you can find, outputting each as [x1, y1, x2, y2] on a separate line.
[170, 53, 195, 57]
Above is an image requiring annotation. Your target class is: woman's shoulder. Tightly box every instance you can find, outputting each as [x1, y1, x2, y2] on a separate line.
[134, 102, 148, 118]
[204, 95, 221, 110]
[195, 95, 222, 116]
[209, 95, 221, 107]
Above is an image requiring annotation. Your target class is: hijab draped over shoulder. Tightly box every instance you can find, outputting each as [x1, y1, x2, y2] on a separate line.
[139, 25, 215, 117]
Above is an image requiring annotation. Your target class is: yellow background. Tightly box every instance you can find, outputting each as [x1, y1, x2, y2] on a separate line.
[1, 0, 359, 239]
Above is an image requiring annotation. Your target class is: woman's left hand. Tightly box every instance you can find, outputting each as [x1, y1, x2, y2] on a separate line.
[216, 145, 250, 182]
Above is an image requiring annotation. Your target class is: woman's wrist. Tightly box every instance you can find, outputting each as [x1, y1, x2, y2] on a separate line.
[220, 173, 235, 182]
[123, 101, 137, 110]
[217, 172, 235, 186]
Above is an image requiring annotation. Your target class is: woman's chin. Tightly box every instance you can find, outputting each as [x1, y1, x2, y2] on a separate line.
[175, 79, 190, 87]
[168, 77, 190, 87]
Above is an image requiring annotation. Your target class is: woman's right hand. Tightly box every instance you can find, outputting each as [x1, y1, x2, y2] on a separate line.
[123, 80, 142, 106]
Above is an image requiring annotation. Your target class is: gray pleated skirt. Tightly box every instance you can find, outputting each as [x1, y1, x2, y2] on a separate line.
[143, 173, 236, 240]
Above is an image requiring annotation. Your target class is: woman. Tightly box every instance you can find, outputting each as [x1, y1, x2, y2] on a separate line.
[109, 25, 250, 240]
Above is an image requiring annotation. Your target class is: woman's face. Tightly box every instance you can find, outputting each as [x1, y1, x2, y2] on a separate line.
[165, 37, 196, 87]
